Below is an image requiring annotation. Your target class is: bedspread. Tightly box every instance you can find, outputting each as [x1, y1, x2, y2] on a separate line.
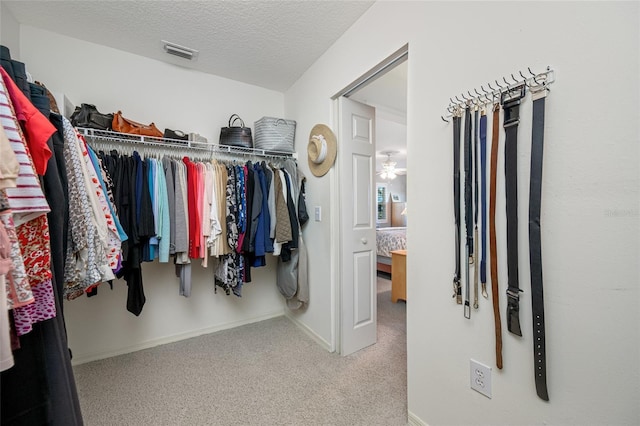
[376, 227, 406, 258]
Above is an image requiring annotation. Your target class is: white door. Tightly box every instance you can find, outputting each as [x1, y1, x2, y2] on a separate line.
[338, 96, 377, 356]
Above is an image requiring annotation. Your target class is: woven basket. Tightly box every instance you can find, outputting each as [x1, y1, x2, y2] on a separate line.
[254, 117, 296, 152]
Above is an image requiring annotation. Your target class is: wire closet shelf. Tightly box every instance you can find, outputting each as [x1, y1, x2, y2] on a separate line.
[77, 128, 298, 160]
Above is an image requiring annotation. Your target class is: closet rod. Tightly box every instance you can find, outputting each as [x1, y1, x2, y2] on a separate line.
[441, 66, 555, 122]
[77, 128, 298, 159]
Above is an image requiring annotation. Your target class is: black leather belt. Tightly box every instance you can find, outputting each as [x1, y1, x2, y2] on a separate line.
[529, 84, 550, 401]
[473, 109, 479, 309]
[502, 84, 526, 336]
[463, 106, 473, 319]
[452, 114, 462, 304]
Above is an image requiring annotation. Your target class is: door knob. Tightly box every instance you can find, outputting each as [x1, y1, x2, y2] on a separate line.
[361, 238, 368, 245]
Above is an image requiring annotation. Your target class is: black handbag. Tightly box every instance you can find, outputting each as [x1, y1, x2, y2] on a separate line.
[219, 114, 253, 148]
[163, 128, 189, 142]
[70, 103, 113, 130]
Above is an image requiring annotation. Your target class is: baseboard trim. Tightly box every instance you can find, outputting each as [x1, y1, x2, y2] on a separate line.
[70, 310, 285, 365]
[408, 411, 428, 426]
[284, 312, 333, 352]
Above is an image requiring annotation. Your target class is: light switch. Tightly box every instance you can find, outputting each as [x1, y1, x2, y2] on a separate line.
[315, 206, 321, 222]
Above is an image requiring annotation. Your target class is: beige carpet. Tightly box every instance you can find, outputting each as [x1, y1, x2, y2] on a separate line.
[73, 276, 407, 425]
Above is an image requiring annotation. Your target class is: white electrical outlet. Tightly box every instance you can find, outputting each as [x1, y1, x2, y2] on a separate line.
[470, 359, 492, 398]
[315, 206, 322, 222]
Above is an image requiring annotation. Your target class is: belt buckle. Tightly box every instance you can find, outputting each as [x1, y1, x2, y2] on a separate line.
[506, 288, 524, 336]
[452, 278, 462, 304]
[500, 83, 526, 105]
[506, 288, 522, 304]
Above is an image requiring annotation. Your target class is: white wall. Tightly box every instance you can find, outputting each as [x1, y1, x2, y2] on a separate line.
[286, 2, 639, 425]
[380, 176, 407, 203]
[19, 26, 288, 363]
[283, 0, 420, 350]
[377, 114, 408, 201]
[0, 2, 20, 56]
[20, 26, 286, 142]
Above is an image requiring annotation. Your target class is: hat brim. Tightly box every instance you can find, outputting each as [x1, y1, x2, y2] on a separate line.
[308, 124, 337, 177]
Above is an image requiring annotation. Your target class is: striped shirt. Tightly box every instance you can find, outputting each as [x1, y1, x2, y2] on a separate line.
[0, 72, 52, 226]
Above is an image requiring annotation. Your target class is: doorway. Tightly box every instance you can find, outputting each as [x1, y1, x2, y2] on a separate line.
[333, 45, 408, 356]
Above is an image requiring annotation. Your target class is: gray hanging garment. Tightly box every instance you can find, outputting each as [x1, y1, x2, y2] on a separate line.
[277, 249, 298, 299]
[287, 234, 308, 310]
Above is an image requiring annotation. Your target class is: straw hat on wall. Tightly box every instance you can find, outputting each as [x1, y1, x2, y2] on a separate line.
[307, 124, 337, 177]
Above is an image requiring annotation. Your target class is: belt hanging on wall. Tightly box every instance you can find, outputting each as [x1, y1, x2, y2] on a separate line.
[489, 102, 503, 370]
[502, 83, 526, 337]
[473, 109, 480, 310]
[463, 107, 473, 319]
[479, 110, 489, 301]
[452, 114, 462, 304]
[528, 79, 550, 401]
[441, 66, 555, 396]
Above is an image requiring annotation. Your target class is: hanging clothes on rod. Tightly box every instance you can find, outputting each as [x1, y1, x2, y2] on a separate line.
[62, 121, 122, 302]
[80, 129, 308, 312]
[1, 53, 83, 425]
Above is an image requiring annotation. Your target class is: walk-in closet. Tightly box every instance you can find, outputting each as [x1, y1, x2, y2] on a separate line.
[1, 2, 638, 426]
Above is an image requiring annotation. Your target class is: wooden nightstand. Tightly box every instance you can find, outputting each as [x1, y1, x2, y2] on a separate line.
[391, 249, 406, 303]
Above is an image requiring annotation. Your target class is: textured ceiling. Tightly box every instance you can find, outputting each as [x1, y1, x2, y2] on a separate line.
[4, 0, 405, 169]
[3, 0, 374, 92]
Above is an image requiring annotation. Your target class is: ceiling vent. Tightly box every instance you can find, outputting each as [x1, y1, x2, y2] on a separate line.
[162, 40, 198, 61]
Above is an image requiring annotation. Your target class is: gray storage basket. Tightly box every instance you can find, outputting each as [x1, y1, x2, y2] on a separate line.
[254, 116, 296, 152]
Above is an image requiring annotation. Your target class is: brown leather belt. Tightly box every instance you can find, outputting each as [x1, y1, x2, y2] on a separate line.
[489, 102, 503, 369]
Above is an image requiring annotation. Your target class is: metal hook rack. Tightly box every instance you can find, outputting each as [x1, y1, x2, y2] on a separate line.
[77, 128, 298, 161]
[440, 66, 555, 123]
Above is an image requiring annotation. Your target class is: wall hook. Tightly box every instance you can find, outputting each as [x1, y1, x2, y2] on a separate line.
[481, 85, 494, 103]
[467, 91, 478, 106]
[528, 66, 542, 84]
[519, 70, 531, 87]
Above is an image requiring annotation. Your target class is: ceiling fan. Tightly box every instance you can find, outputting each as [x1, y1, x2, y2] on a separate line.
[377, 151, 406, 180]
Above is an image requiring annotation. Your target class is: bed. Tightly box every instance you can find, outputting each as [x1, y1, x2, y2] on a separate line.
[376, 226, 407, 274]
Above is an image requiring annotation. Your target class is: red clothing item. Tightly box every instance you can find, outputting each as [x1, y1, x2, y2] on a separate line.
[17, 215, 52, 286]
[196, 163, 207, 259]
[183, 157, 201, 259]
[0, 68, 53, 176]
